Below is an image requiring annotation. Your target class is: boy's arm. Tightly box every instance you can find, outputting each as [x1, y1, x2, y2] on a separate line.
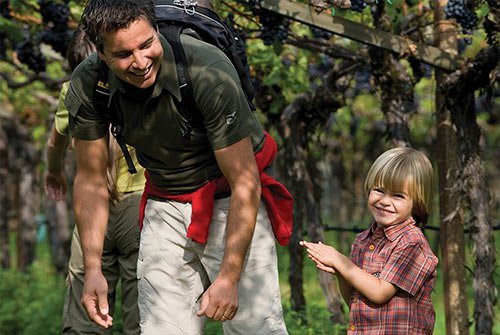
[335, 273, 353, 304]
[302, 241, 398, 304]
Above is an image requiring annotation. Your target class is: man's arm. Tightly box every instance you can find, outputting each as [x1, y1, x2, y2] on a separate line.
[73, 137, 113, 328]
[196, 136, 261, 322]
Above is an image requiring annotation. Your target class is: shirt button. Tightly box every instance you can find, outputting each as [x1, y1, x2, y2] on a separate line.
[352, 297, 358, 303]
[368, 244, 375, 250]
[350, 325, 356, 331]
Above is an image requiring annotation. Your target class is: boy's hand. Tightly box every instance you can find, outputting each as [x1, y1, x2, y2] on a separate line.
[300, 241, 339, 274]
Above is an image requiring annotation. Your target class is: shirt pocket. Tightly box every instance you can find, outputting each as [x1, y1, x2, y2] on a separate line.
[366, 253, 389, 278]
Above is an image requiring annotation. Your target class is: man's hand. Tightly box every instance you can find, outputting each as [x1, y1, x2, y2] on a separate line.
[81, 269, 113, 328]
[196, 278, 238, 322]
[44, 170, 67, 201]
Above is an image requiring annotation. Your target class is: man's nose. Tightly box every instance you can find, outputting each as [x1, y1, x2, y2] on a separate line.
[132, 51, 147, 69]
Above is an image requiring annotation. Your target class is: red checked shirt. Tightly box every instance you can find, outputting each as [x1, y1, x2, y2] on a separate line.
[347, 217, 438, 335]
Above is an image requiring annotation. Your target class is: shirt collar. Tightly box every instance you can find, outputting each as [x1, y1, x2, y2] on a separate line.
[362, 217, 417, 242]
[107, 35, 181, 102]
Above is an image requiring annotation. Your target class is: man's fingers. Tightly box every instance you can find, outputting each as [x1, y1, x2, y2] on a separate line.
[196, 293, 209, 317]
[81, 292, 113, 328]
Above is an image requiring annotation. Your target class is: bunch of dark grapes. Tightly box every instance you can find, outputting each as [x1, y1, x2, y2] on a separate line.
[354, 67, 373, 93]
[408, 58, 432, 82]
[310, 26, 333, 40]
[38, 29, 73, 55]
[444, 0, 477, 33]
[38, 0, 72, 56]
[15, 38, 47, 73]
[259, 10, 289, 46]
[350, 0, 367, 12]
[39, 0, 69, 27]
[0, 0, 11, 18]
[0, 0, 10, 59]
[0, 34, 6, 59]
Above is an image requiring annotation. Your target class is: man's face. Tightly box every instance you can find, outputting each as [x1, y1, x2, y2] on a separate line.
[98, 18, 163, 89]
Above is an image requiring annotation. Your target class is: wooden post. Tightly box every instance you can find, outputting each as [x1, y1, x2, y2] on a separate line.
[433, 5, 470, 335]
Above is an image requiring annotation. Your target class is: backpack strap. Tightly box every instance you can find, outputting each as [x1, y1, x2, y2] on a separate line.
[158, 23, 204, 140]
[92, 61, 137, 174]
[155, 0, 255, 109]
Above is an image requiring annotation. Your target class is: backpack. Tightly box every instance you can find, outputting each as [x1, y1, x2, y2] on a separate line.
[93, 0, 255, 174]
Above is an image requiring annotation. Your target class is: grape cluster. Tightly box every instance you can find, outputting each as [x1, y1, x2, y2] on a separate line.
[0, 0, 10, 59]
[259, 10, 289, 46]
[39, 29, 73, 55]
[310, 27, 333, 40]
[444, 0, 477, 33]
[354, 67, 373, 93]
[15, 38, 47, 73]
[37, 0, 72, 57]
[409, 58, 432, 82]
[39, 0, 69, 27]
[0, 0, 11, 18]
[350, 0, 367, 12]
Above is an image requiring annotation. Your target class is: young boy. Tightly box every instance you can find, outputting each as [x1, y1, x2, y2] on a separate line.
[301, 147, 438, 334]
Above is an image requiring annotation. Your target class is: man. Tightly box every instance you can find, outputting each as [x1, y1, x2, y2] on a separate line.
[45, 26, 143, 334]
[66, 1, 292, 334]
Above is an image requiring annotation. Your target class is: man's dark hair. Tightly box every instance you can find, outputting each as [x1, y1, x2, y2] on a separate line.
[66, 26, 96, 71]
[81, 0, 156, 52]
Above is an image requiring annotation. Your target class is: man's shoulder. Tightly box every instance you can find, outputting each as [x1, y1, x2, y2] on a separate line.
[66, 53, 101, 108]
[180, 33, 233, 68]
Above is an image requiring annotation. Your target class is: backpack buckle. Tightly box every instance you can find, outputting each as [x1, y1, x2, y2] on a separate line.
[173, 0, 198, 15]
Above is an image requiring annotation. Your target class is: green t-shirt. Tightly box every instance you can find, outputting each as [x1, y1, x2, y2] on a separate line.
[66, 34, 264, 193]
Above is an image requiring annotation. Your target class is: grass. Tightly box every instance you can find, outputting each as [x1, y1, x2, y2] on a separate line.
[2, 228, 499, 334]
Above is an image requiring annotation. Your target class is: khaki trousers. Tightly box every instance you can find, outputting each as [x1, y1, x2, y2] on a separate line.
[137, 197, 288, 335]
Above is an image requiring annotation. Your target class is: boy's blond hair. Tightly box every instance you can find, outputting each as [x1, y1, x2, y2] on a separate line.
[364, 147, 435, 226]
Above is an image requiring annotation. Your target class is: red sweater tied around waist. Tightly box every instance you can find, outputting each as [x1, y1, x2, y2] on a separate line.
[138, 132, 293, 246]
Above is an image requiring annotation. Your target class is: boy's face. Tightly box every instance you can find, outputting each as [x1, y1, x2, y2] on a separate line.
[367, 186, 413, 228]
[98, 18, 163, 89]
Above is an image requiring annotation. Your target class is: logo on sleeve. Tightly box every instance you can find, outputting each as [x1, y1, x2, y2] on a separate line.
[226, 110, 237, 125]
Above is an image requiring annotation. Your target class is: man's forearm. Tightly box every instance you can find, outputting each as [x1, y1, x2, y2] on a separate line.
[218, 184, 261, 284]
[73, 178, 110, 271]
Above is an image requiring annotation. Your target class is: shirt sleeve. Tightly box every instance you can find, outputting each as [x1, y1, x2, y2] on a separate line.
[191, 55, 259, 150]
[54, 82, 70, 136]
[65, 79, 109, 141]
[380, 242, 437, 296]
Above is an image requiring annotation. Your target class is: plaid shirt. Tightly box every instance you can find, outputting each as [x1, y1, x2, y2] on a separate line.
[347, 217, 438, 335]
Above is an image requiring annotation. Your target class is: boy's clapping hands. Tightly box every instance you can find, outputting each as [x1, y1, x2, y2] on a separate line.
[299, 241, 338, 274]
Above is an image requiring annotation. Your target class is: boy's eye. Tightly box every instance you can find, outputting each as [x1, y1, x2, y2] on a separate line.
[372, 188, 384, 193]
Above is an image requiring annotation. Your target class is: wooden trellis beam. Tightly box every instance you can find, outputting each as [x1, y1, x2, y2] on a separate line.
[260, 0, 458, 71]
